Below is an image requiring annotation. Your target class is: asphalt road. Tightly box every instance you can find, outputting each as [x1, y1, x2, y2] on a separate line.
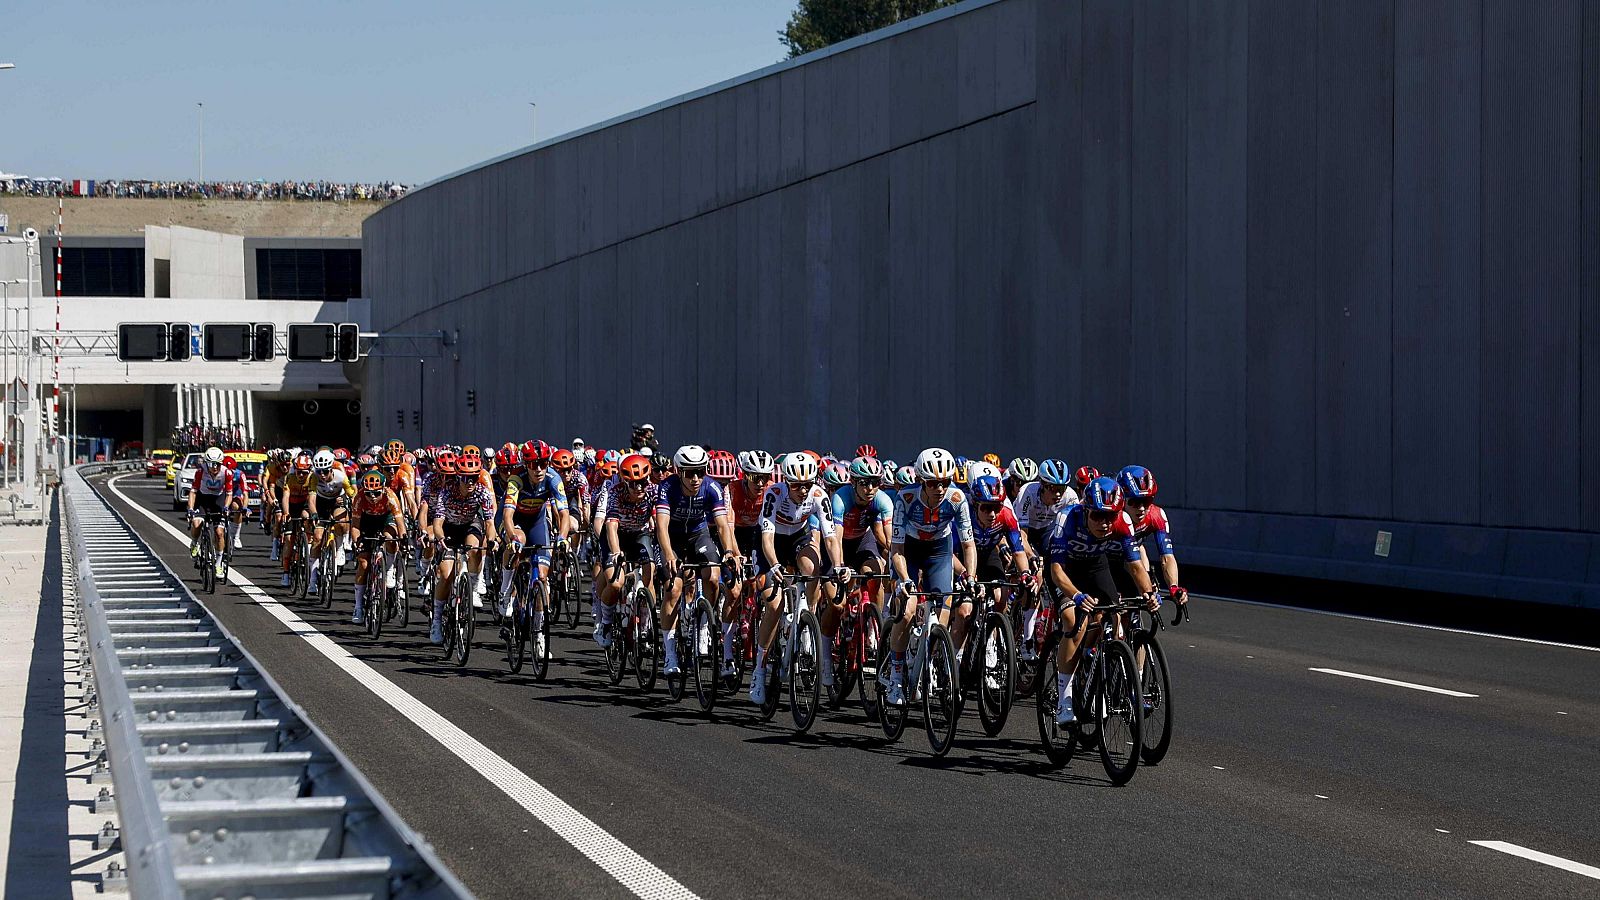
[94, 473, 1600, 899]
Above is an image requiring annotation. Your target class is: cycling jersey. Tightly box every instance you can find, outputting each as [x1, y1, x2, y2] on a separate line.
[1046, 505, 1143, 563]
[352, 487, 404, 519]
[282, 472, 315, 502]
[562, 470, 591, 513]
[313, 468, 353, 501]
[891, 487, 974, 545]
[386, 466, 415, 504]
[606, 483, 660, 535]
[1127, 503, 1175, 556]
[654, 475, 726, 536]
[1013, 481, 1079, 531]
[758, 483, 835, 538]
[430, 482, 496, 526]
[591, 476, 618, 527]
[728, 479, 767, 528]
[504, 469, 568, 516]
[830, 485, 894, 540]
[190, 466, 237, 497]
[973, 505, 1024, 555]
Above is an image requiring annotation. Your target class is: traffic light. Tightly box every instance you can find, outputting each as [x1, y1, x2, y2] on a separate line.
[202, 323, 251, 361]
[287, 324, 337, 361]
[466, 389, 477, 415]
[336, 323, 360, 362]
[253, 323, 276, 361]
[169, 323, 193, 361]
[117, 323, 168, 361]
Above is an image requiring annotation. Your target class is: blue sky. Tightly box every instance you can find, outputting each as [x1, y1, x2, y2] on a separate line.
[0, 0, 796, 183]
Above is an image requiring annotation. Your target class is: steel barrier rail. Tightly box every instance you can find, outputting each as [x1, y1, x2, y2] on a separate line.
[66, 464, 475, 900]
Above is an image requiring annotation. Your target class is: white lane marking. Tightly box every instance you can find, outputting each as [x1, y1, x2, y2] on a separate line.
[1202, 594, 1600, 653]
[1469, 841, 1600, 881]
[105, 475, 701, 900]
[1308, 667, 1479, 698]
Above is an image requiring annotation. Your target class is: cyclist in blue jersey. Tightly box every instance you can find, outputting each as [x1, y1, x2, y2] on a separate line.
[884, 448, 977, 706]
[1044, 476, 1157, 725]
[1119, 465, 1188, 611]
[654, 445, 739, 677]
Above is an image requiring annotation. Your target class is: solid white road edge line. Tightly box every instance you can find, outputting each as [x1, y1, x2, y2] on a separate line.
[1202, 594, 1600, 653]
[1469, 841, 1600, 881]
[104, 474, 701, 900]
[1307, 667, 1479, 698]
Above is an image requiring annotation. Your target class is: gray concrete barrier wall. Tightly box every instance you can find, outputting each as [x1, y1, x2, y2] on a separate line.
[363, 0, 1600, 605]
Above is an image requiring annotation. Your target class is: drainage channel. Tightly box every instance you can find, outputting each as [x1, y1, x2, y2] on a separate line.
[67, 466, 473, 900]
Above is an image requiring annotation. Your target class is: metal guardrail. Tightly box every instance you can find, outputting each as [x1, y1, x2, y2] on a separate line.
[66, 464, 474, 900]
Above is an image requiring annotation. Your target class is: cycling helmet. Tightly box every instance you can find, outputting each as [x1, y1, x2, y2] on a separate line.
[914, 448, 957, 482]
[970, 460, 1001, 484]
[738, 450, 775, 476]
[457, 446, 483, 476]
[584, 448, 597, 465]
[971, 474, 1005, 503]
[602, 448, 623, 464]
[653, 454, 674, 473]
[855, 443, 878, 459]
[1038, 459, 1072, 486]
[848, 455, 883, 480]
[552, 448, 576, 471]
[673, 444, 709, 471]
[360, 469, 387, 492]
[311, 449, 335, 473]
[953, 459, 971, 486]
[1081, 476, 1125, 514]
[595, 458, 618, 479]
[385, 439, 406, 454]
[203, 446, 224, 468]
[293, 454, 312, 473]
[433, 449, 458, 475]
[333, 448, 351, 463]
[620, 454, 651, 483]
[521, 440, 552, 465]
[782, 452, 819, 484]
[708, 454, 738, 481]
[403, 451, 416, 466]
[356, 452, 377, 469]
[382, 447, 405, 467]
[982, 452, 1002, 468]
[1117, 465, 1158, 501]
[896, 465, 917, 487]
[1074, 465, 1101, 490]
[495, 446, 517, 468]
[1007, 457, 1040, 483]
[823, 461, 850, 488]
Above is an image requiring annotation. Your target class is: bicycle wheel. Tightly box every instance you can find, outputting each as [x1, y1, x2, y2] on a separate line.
[876, 633, 907, 741]
[855, 608, 882, 722]
[450, 579, 474, 668]
[366, 562, 385, 640]
[632, 588, 659, 692]
[563, 552, 583, 628]
[1033, 637, 1074, 767]
[530, 579, 552, 682]
[319, 546, 335, 608]
[789, 609, 822, 733]
[666, 606, 688, 703]
[200, 542, 216, 594]
[1095, 640, 1142, 786]
[1073, 648, 1100, 750]
[548, 555, 568, 630]
[603, 604, 626, 686]
[1132, 631, 1173, 765]
[506, 571, 528, 674]
[691, 596, 719, 714]
[978, 611, 1016, 738]
[922, 623, 958, 757]
[826, 609, 857, 711]
[395, 549, 412, 628]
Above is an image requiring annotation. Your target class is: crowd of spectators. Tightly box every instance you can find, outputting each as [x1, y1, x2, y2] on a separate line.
[0, 178, 408, 201]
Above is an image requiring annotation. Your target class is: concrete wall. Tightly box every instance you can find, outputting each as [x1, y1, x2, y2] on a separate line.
[362, 0, 1600, 607]
[145, 225, 246, 299]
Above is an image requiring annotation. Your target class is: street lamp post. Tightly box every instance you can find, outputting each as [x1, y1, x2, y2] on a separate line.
[197, 102, 205, 183]
[529, 102, 537, 142]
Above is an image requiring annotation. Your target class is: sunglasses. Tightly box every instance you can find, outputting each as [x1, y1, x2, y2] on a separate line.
[853, 479, 878, 489]
[925, 479, 952, 489]
[1087, 508, 1117, 522]
[788, 481, 815, 492]
[681, 470, 705, 479]
[976, 502, 1001, 513]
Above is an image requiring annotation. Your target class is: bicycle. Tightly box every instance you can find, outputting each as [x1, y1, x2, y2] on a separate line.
[1130, 597, 1176, 765]
[873, 587, 959, 757]
[720, 562, 761, 695]
[189, 510, 228, 594]
[751, 572, 827, 733]
[664, 561, 725, 714]
[436, 545, 477, 668]
[315, 524, 339, 609]
[827, 572, 893, 721]
[601, 557, 659, 693]
[961, 578, 1019, 737]
[502, 543, 552, 680]
[1035, 597, 1144, 785]
[359, 537, 398, 639]
[549, 538, 581, 630]
[284, 515, 313, 601]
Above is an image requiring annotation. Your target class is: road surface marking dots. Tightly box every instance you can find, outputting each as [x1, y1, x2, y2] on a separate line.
[1307, 668, 1479, 698]
[1204, 594, 1599, 653]
[1469, 841, 1600, 881]
[105, 475, 702, 900]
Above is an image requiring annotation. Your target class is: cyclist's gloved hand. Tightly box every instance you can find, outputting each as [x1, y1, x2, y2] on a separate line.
[831, 565, 852, 584]
[1169, 585, 1188, 605]
[1144, 591, 1161, 612]
[898, 579, 915, 598]
[1017, 570, 1036, 588]
[1072, 591, 1093, 611]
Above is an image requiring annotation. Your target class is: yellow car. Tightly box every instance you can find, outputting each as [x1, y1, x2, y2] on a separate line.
[165, 459, 178, 489]
[145, 448, 174, 478]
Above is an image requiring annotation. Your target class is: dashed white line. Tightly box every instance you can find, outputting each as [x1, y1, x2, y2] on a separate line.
[104, 474, 702, 900]
[1307, 668, 1479, 698]
[1469, 841, 1600, 881]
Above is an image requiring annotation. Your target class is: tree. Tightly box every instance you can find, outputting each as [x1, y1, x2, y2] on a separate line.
[779, 0, 959, 58]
